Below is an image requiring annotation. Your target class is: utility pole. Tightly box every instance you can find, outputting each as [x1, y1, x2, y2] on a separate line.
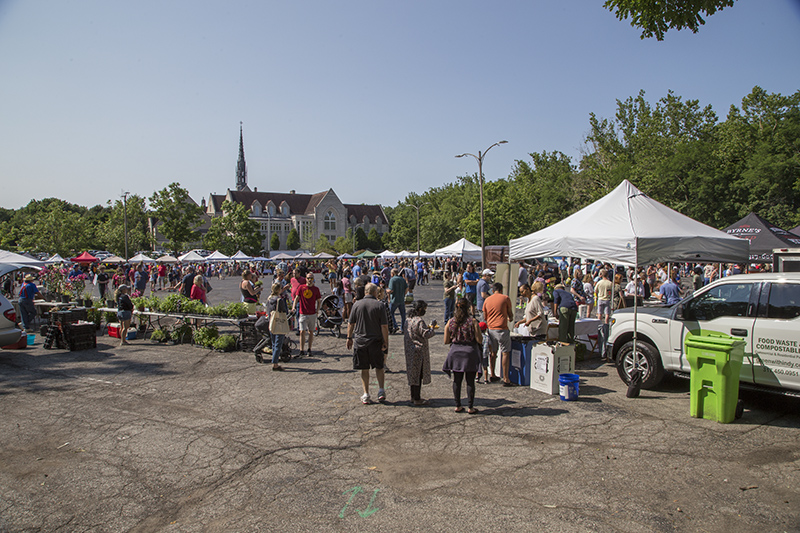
[122, 191, 130, 259]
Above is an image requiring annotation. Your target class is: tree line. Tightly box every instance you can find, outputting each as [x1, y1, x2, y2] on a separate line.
[381, 86, 800, 253]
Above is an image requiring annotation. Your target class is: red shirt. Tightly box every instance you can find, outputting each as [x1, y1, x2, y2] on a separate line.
[296, 284, 321, 316]
[190, 284, 207, 304]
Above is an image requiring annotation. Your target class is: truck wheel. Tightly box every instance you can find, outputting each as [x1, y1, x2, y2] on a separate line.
[616, 340, 664, 389]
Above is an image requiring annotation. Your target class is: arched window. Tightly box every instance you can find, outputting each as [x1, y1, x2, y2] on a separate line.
[324, 210, 336, 231]
[282, 203, 289, 216]
[268, 203, 275, 216]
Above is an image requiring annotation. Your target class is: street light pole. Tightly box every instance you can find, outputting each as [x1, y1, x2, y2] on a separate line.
[407, 201, 430, 261]
[121, 191, 130, 259]
[456, 140, 508, 267]
[352, 223, 362, 254]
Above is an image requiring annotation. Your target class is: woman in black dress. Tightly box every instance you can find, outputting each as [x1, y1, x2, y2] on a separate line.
[442, 298, 483, 414]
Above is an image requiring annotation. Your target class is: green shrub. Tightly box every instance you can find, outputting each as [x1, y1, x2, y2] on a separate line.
[225, 302, 249, 319]
[181, 299, 207, 316]
[213, 334, 237, 352]
[193, 325, 219, 347]
[159, 293, 186, 313]
[150, 328, 170, 342]
[172, 323, 193, 344]
[206, 304, 229, 318]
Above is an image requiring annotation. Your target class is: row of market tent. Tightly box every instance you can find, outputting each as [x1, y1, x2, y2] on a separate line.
[1, 180, 797, 270]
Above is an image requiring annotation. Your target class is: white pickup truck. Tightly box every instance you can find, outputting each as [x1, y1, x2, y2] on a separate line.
[609, 273, 800, 393]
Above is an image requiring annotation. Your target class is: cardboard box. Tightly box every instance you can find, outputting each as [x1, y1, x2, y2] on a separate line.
[530, 344, 575, 395]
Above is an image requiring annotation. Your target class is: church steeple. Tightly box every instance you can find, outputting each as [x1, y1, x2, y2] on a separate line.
[236, 122, 250, 192]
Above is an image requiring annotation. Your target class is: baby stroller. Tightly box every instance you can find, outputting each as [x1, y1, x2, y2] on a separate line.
[316, 294, 343, 338]
[253, 314, 294, 363]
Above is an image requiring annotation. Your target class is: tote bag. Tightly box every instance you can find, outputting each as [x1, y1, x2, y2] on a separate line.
[269, 299, 290, 335]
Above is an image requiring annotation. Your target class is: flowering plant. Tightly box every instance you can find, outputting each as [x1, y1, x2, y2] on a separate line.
[64, 273, 88, 300]
[40, 265, 68, 294]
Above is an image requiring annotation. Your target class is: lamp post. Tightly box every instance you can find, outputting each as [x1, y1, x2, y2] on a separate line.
[352, 223, 364, 254]
[407, 201, 430, 260]
[121, 191, 130, 259]
[456, 140, 508, 267]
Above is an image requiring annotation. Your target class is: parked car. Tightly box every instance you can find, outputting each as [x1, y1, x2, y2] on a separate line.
[0, 264, 27, 346]
[610, 273, 800, 393]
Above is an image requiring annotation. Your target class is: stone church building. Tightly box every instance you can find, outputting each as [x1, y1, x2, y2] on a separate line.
[204, 125, 389, 251]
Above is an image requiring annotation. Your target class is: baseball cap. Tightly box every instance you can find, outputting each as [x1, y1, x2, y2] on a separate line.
[482, 269, 494, 276]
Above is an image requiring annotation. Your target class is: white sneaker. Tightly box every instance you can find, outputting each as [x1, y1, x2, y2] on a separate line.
[361, 393, 371, 405]
[377, 389, 386, 402]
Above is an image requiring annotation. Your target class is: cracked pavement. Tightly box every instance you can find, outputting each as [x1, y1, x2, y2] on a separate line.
[1, 278, 798, 532]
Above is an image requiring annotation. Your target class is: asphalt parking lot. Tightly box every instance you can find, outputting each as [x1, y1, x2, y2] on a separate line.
[1, 276, 799, 532]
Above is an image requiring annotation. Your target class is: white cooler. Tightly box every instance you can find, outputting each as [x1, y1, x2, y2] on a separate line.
[530, 343, 576, 395]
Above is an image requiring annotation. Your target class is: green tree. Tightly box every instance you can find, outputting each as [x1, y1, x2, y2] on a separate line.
[148, 183, 204, 254]
[203, 200, 262, 256]
[15, 199, 92, 256]
[367, 227, 382, 251]
[353, 226, 368, 253]
[579, 90, 724, 226]
[270, 232, 281, 251]
[101, 195, 152, 256]
[333, 236, 350, 255]
[314, 235, 335, 254]
[286, 228, 301, 250]
[715, 86, 800, 228]
[604, 0, 736, 40]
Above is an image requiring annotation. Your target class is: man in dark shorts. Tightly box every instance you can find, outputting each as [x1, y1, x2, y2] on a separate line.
[346, 283, 389, 404]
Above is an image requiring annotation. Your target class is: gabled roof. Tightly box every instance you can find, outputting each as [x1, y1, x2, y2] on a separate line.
[227, 190, 316, 216]
[208, 194, 226, 213]
[345, 204, 388, 224]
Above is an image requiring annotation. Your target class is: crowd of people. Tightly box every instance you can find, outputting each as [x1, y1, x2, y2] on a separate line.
[4, 253, 759, 411]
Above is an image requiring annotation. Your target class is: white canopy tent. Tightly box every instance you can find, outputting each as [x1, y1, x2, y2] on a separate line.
[0, 250, 45, 267]
[205, 251, 230, 261]
[155, 254, 178, 263]
[45, 253, 66, 264]
[509, 180, 749, 266]
[129, 253, 155, 263]
[510, 179, 750, 367]
[230, 251, 253, 261]
[177, 251, 204, 262]
[101, 255, 126, 264]
[433, 238, 482, 262]
[379, 250, 398, 258]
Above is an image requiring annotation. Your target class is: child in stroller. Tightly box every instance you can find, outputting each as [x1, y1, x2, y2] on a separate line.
[316, 294, 343, 337]
[253, 313, 296, 365]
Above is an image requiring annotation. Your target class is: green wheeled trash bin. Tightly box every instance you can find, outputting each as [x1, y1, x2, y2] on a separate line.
[684, 333, 745, 423]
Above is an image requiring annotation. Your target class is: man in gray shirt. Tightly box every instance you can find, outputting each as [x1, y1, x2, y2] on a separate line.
[347, 283, 389, 405]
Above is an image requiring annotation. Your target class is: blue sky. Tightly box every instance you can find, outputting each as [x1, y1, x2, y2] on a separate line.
[1, 0, 799, 211]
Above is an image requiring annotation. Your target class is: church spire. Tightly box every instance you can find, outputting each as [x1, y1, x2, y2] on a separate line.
[236, 122, 249, 191]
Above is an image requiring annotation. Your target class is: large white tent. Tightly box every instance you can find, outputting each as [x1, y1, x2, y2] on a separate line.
[0, 249, 44, 267]
[205, 251, 230, 261]
[129, 253, 155, 263]
[231, 251, 253, 261]
[510, 180, 749, 266]
[177, 251, 204, 262]
[433, 238, 482, 262]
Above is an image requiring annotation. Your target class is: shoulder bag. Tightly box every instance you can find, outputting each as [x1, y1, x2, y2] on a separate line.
[269, 297, 290, 335]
